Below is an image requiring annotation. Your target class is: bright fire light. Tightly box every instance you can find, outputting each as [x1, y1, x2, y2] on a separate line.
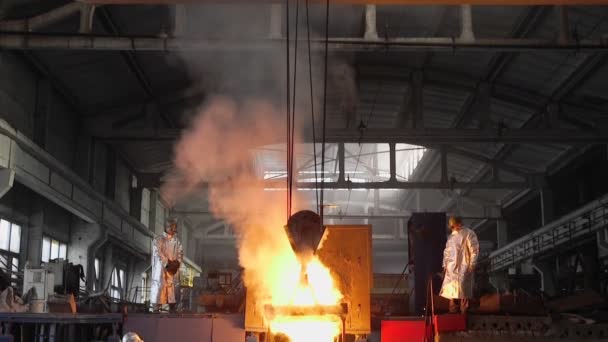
[266, 257, 343, 342]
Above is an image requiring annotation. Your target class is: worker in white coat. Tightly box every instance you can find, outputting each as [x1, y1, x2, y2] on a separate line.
[439, 216, 479, 314]
[150, 217, 184, 313]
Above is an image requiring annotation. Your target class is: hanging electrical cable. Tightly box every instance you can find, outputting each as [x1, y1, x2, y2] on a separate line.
[305, 0, 320, 214]
[343, 40, 391, 215]
[320, 0, 330, 224]
[344, 80, 382, 215]
[285, 0, 291, 221]
[288, 0, 301, 218]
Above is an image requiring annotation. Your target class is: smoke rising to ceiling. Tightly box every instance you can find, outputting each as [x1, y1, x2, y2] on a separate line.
[160, 2, 357, 305]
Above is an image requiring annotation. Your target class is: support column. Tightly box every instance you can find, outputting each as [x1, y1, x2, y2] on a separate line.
[78, 3, 95, 34]
[534, 260, 557, 296]
[67, 219, 105, 291]
[389, 143, 396, 182]
[496, 219, 508, 249]
[540, 187, 555, 226]
[582, 249, 600, 291]
[459, 4, 475, 42]
[148, 190, 159, 234]
[364, 5, 378, 40]
[27, 198, 45, 267]
[337, 143, 345, 183]
[102, 244, 114, 292]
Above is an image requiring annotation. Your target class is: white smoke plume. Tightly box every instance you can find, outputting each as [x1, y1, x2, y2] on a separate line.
[159, 4, 358, 302]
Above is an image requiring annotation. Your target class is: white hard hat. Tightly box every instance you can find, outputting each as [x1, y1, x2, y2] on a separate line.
[122, 332, 144, 342]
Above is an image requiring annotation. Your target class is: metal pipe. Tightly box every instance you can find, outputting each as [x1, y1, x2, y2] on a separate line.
[540, 188, 546, 226]
[1, 33, 607, 52]
[364, 4, 378, 40]
[79, 4, 96, 33]
[92, 127, 608, 144]
[0, 2, 83, 32]
[460, 4, 475, 42]
[79, 0, 608, 5]
[87, 229, 108, 292]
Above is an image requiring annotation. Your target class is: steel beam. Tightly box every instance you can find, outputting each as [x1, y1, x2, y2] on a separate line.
[78, 0, 608, 5]
[447, 146, 533, 177]
[1, 33, 608, 52]
[94, 127, 608, 144]
[139, 172, 528, 189]
[97, 7, 174, 127]
[272, 179, 525, 189]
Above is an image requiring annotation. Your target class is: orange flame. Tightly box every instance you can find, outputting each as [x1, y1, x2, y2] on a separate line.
[265, 256, 343, 342]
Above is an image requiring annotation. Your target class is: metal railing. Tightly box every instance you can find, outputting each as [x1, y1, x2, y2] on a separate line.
[489, 194, 608, 272]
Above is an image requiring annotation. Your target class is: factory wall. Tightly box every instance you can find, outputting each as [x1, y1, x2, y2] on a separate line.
[503, 145, 608, 244]
[0, 51, 171, 301]
[548, 145, 608, 219]
[0, 52, 78, 168]
[0, 52, 36, 138]
[114, 158, 132, 213]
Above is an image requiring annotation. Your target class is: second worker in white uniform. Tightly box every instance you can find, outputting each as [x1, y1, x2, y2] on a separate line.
[150, 217, 184, 313]
[439, 216, 479, 314]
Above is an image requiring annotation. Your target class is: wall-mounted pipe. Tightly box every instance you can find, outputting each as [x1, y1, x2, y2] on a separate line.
[460, 4, 475, 42]
[364, 4, 378, 40]
[79, 4, 96, 34]
[0, 2, 83, 32]
[78, 0, 608, 5]
[87, 229, 108, 291]
[1, 33, 607, 52]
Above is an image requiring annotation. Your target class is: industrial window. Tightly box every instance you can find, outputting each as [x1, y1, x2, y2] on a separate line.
[395, 144, 426, 181]
[139, 274, 148, 304]
[0, 219, 21, 288]
[110, 267, 126, 300]
[41, 236, 67, 263]
[94, 258, 101, 291]
[218, 273, 232, 287]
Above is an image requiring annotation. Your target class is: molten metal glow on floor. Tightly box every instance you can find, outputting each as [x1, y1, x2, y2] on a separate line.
[267, 258, 343, 342]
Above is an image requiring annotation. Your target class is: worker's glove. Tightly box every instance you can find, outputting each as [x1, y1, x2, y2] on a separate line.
[165, 260, 181, 275]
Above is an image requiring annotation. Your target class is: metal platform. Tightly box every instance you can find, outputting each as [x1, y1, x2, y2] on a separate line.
[0, 312, 123, 342]
[123, 313, 245, 342]
[489, 194, 608, 272]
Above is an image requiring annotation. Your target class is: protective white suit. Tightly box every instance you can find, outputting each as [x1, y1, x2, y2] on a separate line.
[150, 232, 183, 305]
[439, 227, 479, 299]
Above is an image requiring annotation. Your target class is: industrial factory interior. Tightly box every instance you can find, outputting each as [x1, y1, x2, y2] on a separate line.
[0, 0, 608, 341]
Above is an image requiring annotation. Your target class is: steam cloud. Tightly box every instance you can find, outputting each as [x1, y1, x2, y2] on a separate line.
[159, 4, 358, 302]
[161, 94, 303, 301]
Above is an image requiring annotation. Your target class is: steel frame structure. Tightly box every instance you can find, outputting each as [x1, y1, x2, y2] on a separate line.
[489, 193, 608, 272]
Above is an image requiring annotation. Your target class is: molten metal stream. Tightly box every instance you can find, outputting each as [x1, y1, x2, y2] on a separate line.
[265, 258, 343, 342]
